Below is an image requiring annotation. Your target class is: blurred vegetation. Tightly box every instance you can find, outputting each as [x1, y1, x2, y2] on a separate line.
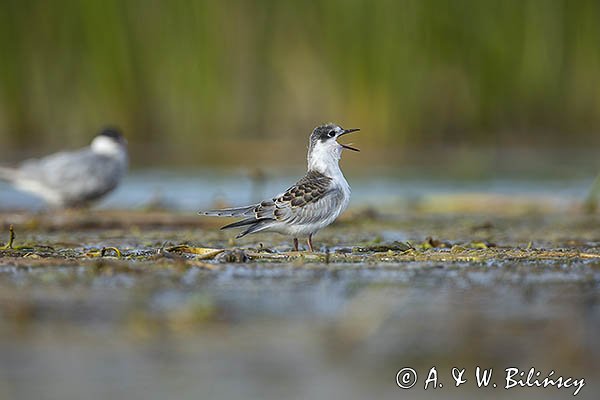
[0, 0, 600, 164]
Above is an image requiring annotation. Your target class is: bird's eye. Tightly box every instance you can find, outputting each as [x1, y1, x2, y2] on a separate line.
[327, 130, 336, 138]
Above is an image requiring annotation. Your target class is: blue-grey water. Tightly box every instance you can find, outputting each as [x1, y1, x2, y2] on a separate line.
[0, 168, 594, 210]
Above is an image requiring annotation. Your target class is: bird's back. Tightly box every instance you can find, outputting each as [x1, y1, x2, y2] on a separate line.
[16, 148, 126, 206]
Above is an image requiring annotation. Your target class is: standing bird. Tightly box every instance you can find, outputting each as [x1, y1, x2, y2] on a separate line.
[0, 127, 128, 208]
[200, 123, 359, 251]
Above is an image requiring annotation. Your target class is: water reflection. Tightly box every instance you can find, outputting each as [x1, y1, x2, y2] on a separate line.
[0, 261, 598, 399]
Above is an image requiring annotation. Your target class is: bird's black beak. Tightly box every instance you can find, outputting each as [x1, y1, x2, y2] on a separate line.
[338, 128, 360, 152]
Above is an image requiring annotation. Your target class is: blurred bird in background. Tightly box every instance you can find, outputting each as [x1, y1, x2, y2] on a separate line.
[0, 127, 128, 208]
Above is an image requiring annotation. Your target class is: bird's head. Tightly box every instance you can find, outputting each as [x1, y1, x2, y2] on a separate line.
[308, 123, 359, 172]
[91, 127, 128, 157]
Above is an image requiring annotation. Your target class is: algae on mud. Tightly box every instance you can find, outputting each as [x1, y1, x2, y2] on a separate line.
[1, 207, 599, 265]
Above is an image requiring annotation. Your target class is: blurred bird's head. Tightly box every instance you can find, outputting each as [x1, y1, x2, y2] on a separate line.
[91, 127, 128, 158]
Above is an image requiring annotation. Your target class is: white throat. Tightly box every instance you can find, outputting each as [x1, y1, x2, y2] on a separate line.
[91, 136, 126, 159]
[307, 141, 344, 178]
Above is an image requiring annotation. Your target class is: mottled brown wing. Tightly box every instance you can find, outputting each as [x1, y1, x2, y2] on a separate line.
[250, 171, 334, 223]
[277, 171, 333, 207]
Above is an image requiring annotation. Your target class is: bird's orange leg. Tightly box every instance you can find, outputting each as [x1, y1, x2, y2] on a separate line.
[307, 234, 314, 252]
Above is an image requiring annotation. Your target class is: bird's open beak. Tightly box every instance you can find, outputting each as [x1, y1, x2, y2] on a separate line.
[338, 128, 360, 152]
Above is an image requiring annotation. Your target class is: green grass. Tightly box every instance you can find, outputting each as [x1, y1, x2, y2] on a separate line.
[1, 0, 599, 160]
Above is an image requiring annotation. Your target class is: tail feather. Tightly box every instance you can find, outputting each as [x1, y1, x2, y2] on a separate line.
[236, 219, 273, 238]
[220, 217, 262, 230]
[199, 203, 275, 238]
[199, 204, 257, 217]
[221, 217, 275, 239]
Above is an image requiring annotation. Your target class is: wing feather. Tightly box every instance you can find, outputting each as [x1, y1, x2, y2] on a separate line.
[201, 171, 342, 234]
[17, 148, 125, 205]
[249, 171, 337, 225]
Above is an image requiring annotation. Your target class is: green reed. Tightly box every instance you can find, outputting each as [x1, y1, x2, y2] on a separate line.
[0, 0, 599, 162]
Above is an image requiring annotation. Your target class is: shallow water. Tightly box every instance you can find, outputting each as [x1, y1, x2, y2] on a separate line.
[0, 168, 594, 210]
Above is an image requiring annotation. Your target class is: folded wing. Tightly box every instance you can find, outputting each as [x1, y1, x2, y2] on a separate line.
[201, 171, 339, 237]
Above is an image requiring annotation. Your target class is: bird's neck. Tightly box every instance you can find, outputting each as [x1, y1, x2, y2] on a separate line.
[307, 147, 344, 180]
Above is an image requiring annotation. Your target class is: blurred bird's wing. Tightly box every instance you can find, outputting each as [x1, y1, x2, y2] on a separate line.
[18, 149, 124, 203]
